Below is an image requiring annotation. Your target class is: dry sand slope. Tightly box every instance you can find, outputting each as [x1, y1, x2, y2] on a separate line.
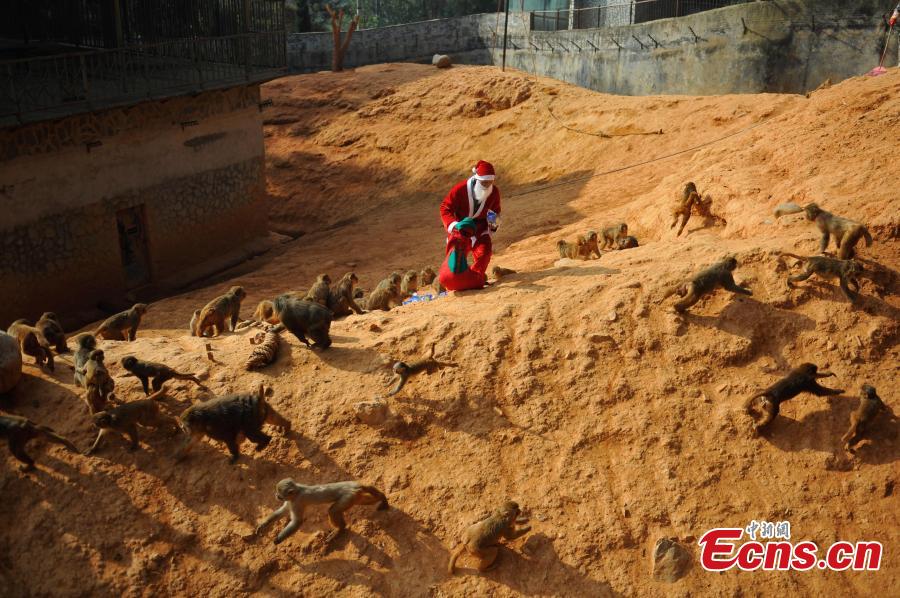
[1, 64, 899, 596]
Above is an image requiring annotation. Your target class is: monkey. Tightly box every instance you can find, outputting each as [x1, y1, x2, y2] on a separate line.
[400, 270, 419, 301]
[177, 384, 290, 463]
[94, 303, 148, 341]
[255, 478, 389, 545]
[419, 267, 438, 287]
[73, 334, 97, 387]
[0, 414, 79, 471]
[80, 349, 115, 414]
[781, 253, 862, 302]
[245, 291, 307, 328]
[672, 256, 752, 313]
[327, 272, 365, 317]
[744, 363, 844, 437]
[599, 223, 628, 249]
[617, 235, 639, 250]
[579, 231, 602, 259]
[85, 388, 181, 454]
[448, 501, 531, 574]
[556, 238, 584, 260]
[492, 266, 517, 280]
[365, 282, 402, 312]
[842, 384, 894, 452]
[193, 287, 245, 337]
[35, 312, 68, 354]
[189, 310, 201, 335]
[432, 278, 446, 295]
[671, 182, 703, 237]
[387, 343, 438, 396]
[272, 294, 333, 349]
[803, 203, 873, 260]
[373, 272, 402, 294]
[6, 319, 54, 371]
[120, 355, 208, 395]
[304, 274, 332, 308]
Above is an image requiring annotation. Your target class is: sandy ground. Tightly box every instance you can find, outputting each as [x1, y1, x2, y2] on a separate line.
[1, 64, 898, 596]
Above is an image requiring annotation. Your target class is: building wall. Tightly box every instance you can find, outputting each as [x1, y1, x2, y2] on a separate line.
[0, 86, 267, 325]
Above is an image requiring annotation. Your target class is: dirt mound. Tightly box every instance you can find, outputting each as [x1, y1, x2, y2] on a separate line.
[1, 64, 898, 596]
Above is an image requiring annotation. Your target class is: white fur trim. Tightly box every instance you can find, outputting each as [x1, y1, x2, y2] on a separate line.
[447, 221, 458, 233]
[466, 176, 475, 216]
[472, 167, 496, 181]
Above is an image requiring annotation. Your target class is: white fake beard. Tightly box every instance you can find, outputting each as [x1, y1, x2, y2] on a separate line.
[474, 183, 493, 202]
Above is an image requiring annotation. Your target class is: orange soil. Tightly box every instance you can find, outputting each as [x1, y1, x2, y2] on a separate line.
[1, 64, 898, 596]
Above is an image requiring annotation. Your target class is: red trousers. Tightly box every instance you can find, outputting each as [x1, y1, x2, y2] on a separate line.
[438, 235, 492, 291]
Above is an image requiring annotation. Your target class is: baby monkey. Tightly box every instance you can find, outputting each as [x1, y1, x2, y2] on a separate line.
[387, 343, 439, 396]
[782, 253, 862, 302]
[120, 356, 208, 395]
[842, 384, 894, 452]
[745, 363, 844, 437]
[599, 223, 628, 250]
[255, 478, 389, 545]
[672, 256, 752, 313]
[86, 388, 181, 454]
[0, 414, 79, 471]
[448, 501, 531, 574]
[80, 349, 116, 414]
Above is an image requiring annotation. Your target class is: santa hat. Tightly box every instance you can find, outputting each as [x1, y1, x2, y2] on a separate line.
[472, 160, 496, 181]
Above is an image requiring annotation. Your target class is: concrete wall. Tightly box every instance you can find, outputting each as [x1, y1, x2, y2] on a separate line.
[286, 1, 897, 95]
[0, 86, 267, 326]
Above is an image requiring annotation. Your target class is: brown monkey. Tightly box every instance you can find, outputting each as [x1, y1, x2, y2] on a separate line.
[304, 274, 332, 308]
[803, 203, 873, 259]
[599, 223, 628, 249]
[617, 235, 639, 250]
[744, 363, 844, 437]
[419, 267, 438, 286]
[387, 343, 439, 396]
[492, 266, 517, 279]
[73, 334, 97, 387]
[556, 238, 584, 260]
[0, 414, 79, 471]
[373, 272, 402, 294]
[671, 182, 700, 236]
[579, 231, 602, 259]
[448, 501, 531, 574]
[272, 294, 333, 349]
[94, 303, 148, 341]
[672, 256, 752, 313]
[249, 291, 306, 327]
[432, 278, 446, 295]
[782, 253, 862, 302]
[327, 273, 365, 317]
[365, 283, 402, 312]
[400, 270, 419, 300]
[255, 478, 389, 545]
[35, 312, 68, 354]
[6, 319, 54, 371]
[842, 384, 894, 452]
[85, 388, 180, 454]
[120, 356, 208, 395]
[81, 349, 115, 414]
[194, 287, 245, 337]
[177, 384, 291, 463]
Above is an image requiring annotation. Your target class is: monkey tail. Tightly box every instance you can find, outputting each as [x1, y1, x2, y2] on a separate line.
[861, 227, 873, 247]
[360, 485, 389, 510]
[744, 393, 766, 415]
[779, 252, 806, 263]
[448, 544, 466, 575]
[147, 387, 166, 401]
[35, 425, 79, 453]
[386, 372, 407, 397]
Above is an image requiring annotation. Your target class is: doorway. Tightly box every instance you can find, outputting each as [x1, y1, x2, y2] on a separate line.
[116, 206, 152, 288]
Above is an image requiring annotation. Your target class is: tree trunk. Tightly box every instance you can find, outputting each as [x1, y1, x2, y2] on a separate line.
[326, 5, 360, 72]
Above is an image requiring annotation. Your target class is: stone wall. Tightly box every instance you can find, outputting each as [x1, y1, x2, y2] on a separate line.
[0, 86, 267, 326]
[286, 1, 897, 95]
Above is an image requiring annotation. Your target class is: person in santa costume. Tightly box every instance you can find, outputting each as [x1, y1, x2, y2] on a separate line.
[438, 160, 501, 291]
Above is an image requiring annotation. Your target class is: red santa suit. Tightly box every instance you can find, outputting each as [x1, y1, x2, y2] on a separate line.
[439, 161, 501, 278]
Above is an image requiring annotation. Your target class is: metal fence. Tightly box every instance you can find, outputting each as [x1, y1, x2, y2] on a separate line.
[531, 0, 758, 31]
[0, 31, 286, 126]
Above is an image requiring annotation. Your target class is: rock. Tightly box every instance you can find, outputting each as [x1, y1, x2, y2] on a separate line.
[626, 349, 641, 360]
[432, 54, 451, 68]
[606, 311, 617, 322]
[353, 400, 390, 426]
[0, 332, 22, 394]
[652, 537, 692, 582]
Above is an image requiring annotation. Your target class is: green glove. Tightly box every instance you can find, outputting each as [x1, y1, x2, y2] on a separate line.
[455, 217, 477, 236]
